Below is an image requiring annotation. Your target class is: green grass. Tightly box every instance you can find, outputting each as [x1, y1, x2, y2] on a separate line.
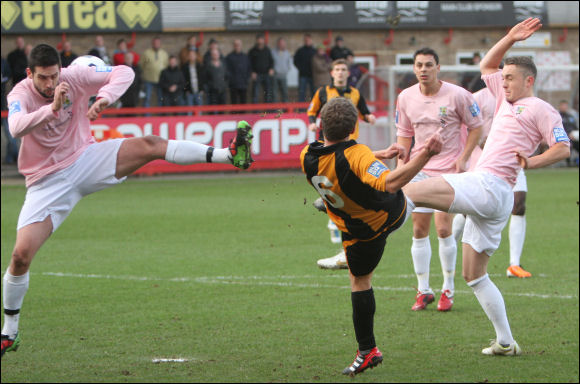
[1, 168, 578, 383]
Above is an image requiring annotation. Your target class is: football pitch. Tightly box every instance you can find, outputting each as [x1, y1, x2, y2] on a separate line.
[1, 168, 578, 383]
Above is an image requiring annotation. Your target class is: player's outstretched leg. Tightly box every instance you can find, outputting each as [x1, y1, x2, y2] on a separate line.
[229, 120, 254, 170]
[1, 333, 21, 358]
[342, 347, 383, 376]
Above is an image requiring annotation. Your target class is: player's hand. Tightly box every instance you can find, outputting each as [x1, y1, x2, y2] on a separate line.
[87, 98, 109, 121]
[424, 132, 442, 157]
[51, 82, 70, 113]
[508, 17, 542, 42]
[455, 157, 468, 173]
[366, 114, 376, 125]
[374, 144, 406, 161]
[515, 150, 529, 169]
[251, 72, 257, 81]
[308, 123, 318, 132]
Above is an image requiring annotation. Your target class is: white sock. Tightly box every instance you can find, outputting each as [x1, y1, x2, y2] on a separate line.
[452, 214, 466, 243]
[468, 274, 514, 345]
[412, 236, 431, 293]
[2, 271, 29, 338]
[509, 215, 526, 266]
[165, 140, 231, 165]
[438, 235, 457, 293]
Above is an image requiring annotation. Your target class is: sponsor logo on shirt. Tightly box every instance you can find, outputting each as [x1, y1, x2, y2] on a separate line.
[367, 160, 388, 178]
[395, 110, 399, 124]
[469, 102, 481, 117]
[9, 100, 21, 116]
[439, 106, 447, 117]
[553, 127, 570, 143]
[516, 106, 525, 115]
[95, 66, 113, 72]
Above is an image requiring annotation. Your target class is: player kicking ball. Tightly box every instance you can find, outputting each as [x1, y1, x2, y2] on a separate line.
[301, 97, 442, 375]
[1, 44, 253, 358]
[402, 17, 570, 356]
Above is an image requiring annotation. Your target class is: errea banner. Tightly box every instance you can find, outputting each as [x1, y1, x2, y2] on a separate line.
[1, 1, 162, 34]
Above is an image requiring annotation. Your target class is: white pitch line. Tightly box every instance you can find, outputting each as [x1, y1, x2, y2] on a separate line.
[152, 358, 192, 363]
[38, 272, 578, 300]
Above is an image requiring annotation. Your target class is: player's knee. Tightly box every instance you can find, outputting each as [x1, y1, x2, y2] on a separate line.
[462, 271, 474, 283]
[11, 247, 33, 271]
[141, 135, 166, 152]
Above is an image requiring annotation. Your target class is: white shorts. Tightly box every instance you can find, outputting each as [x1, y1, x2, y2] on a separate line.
[410, 172, 442, 214]
[17, 139, 126, 232]
[513, 169, 527, 192]
[441, 171, 513, 256]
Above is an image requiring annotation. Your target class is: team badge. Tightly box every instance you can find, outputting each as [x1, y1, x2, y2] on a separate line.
[469, 102, 481, 117]
[516, 106, 525, 115]
[367, 161, 388, 178]
[553, 127, 570, 143]
[9, 100, 21, 116]
[439, 106, 447, 117]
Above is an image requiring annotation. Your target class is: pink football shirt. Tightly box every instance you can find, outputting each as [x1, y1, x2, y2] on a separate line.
[8, 65, 134, 187]
[464, 87, 496, 170]
[475, 71, 569, 186]
[396, 81, 483, 176]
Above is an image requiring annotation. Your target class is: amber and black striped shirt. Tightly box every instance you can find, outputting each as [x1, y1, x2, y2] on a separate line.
[301, 140, 407, 241]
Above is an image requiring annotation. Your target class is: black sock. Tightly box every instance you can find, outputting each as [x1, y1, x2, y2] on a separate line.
[351, 288, 376, 352]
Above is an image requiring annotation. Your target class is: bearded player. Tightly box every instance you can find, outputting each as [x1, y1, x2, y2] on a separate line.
[1, 44, 253, 358]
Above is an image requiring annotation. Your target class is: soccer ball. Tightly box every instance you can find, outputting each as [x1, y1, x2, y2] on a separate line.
[70, 55, 106, 67]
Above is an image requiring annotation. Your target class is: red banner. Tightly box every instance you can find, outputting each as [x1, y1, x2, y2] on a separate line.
[91, 113, 319, 175]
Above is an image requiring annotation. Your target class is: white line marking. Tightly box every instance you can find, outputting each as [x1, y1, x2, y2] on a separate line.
[152, 358, 191, 363]
[38, 272, 578, 300]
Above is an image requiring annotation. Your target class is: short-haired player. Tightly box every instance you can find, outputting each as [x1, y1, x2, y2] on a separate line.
[403, 18, 570, 355]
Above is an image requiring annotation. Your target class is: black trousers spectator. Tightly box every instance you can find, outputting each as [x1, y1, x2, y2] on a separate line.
[230, 88, 247, 105]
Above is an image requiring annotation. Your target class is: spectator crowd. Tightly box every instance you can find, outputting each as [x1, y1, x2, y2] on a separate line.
[1, 34, 579, 166]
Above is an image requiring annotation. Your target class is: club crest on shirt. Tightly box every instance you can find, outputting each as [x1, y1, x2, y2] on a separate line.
[439, 106, 447, 117]
[367, 160, 388, 178]
[63, 95, 72, 110]
[516, 106, 525, 115]
[553, 127, 570, 143]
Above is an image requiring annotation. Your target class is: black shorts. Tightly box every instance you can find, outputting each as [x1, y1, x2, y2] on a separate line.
[342, 231, 388, 277]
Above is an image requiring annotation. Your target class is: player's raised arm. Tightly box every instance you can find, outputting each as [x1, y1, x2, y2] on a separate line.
[480, 17, 543, 75]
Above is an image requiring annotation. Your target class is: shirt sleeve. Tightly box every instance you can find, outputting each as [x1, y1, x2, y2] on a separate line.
[356, 93, 371, 117]
[395, 94, 414, 138]
[349, 146, 390, 192]
[481, 70, 504, 113]
[7, 87, 57, 139]
[67, 65, 135, 106]
[537, 104, 571, 148]
[307, 88, 322, 124]
[457, 89, 484, 131]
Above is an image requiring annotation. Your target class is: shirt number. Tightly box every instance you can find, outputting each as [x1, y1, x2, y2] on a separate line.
[311, 176, 344, 209]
